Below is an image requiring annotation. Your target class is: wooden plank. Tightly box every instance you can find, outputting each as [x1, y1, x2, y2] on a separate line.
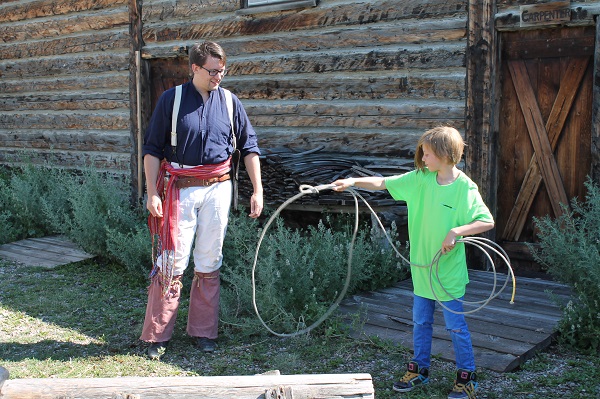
[502, 57, 590, 241]
[593, 17, 600, 184]
[338, 270, 570, 372]
[0, 373, 374, 399]
[508, 60, 570, 218]
[0, 236, 94, 268]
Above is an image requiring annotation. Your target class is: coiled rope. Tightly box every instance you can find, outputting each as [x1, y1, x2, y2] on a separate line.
[251, 184, 516, 337]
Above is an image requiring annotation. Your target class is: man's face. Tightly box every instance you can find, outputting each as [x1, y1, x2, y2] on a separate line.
[192, 56, 226, 92]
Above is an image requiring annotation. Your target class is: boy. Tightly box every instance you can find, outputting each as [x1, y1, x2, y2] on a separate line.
[332, 126, 494, 399]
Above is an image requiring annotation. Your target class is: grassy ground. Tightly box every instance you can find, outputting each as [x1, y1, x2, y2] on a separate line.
[0, 259, 598, 399]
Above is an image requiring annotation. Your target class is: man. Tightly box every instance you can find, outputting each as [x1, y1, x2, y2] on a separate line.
[140, 41, 263, 359]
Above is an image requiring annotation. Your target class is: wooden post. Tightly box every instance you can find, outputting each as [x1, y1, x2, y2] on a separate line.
[0, 373, 374, 399]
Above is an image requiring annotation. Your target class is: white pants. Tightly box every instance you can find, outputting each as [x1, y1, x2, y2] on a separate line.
[158, 179, 232, 276]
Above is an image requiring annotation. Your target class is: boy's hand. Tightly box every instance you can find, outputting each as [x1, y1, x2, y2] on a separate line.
[442, 230, 458, 254]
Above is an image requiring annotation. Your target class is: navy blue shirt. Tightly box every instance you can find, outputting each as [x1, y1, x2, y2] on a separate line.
[143, 82, 260, 166]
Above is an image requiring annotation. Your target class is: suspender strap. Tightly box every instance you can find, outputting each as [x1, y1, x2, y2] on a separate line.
[223, 88, 236, 149]
[171, 85, 182, 148]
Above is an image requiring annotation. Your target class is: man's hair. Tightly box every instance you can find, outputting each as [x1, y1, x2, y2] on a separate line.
[188, 41, 227, 73]
[414, 126, 465, 171]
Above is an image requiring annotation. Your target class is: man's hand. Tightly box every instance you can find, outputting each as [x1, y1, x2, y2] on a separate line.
[249, 192, 263, 218]
[147, 194, 163, 218]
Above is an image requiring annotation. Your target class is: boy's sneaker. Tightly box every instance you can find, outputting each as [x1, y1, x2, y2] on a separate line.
[448, 369, 478, 399]
[392, 361, 430, 392]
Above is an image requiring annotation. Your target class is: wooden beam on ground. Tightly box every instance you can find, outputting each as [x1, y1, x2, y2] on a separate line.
[0, 373, 374, 399]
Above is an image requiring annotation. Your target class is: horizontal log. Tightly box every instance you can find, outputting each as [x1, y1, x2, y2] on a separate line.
[224, 69, 465, 101]
[228, 43, 465, 76]
[0, 129, 131, 152]
[142, 0, 466, 34]
[0, 52, 129, 80]
[0, 148, 131, 173]
[142, 16, 466, 57]
[244, 99, 465, 130]
[0, 8, 128, 42]
[0, 29, 129, 59]
[0, 0, 127, 23]
[0, 72, 129, 94]
[143, 0, 238, 23]
[0, 373, 374, 399]
[0, 110, 130, 130]
[144, 42, 466, 76]
[0, 91, 129, 112]
[256, 127, 463, 156]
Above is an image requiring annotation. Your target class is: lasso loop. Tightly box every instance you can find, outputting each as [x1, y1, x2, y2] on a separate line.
[252, 184, 516, 337]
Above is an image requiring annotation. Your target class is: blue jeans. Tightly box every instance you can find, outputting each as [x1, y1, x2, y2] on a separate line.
[412, 294, 475, 371]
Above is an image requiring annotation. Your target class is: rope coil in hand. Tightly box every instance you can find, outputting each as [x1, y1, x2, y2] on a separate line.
[251, 184, 516, 337]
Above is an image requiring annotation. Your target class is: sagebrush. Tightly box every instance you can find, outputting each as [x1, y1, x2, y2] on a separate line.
[532, 176, 600, 353]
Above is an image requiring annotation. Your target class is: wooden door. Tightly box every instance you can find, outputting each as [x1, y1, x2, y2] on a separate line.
[497, 27, 594, 265]
[148, 58, 189, 113]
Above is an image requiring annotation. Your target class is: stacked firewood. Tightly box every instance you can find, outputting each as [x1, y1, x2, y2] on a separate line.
[238, 147, 415, 209]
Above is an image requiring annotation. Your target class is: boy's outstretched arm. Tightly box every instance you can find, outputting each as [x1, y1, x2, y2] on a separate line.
[332, 176, 387, 191]
[441, 220, 495, 254]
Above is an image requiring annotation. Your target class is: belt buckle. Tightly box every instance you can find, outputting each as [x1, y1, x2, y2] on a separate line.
[203, 178, 215, 186]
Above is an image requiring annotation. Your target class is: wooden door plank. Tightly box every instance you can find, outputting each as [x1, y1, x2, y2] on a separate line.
[502, 57, 590, 240]
[507, 60, 570, 219]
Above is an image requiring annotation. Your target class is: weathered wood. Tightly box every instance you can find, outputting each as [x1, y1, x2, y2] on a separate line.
[0, 373, 374, 399]
[226, 69, 466, 101]
[0, 0, 127, 22]
[339, 269, 571, 373]
[0, 53, 129, 80]
[0, 236, 95, 268]
[256, 128, 428, 156]
[502, 57, 590, 241]
[508, 59, 570, 218]
[495, 3, 598, 31]
[244, 99, 464, 130]
[143, 0, 466, 30]
[142, 17, 467, 58]
[465, 0, 498, 243]
[0, 129, 131, 152]
[0, 149, 131, 173]
[0, 8, 128, 42]
[0, 111, 129, 130]
[0, 30, 129, 59]
[0, 92, 129, 112]
[0, 73, 129, 94]
[593, 15, 600, 183]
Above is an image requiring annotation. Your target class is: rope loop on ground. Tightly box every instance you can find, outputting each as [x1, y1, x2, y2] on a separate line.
[252, 184, 516, 337]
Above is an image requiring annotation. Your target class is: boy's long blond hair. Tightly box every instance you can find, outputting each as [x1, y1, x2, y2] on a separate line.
[414, 126, 465, 171]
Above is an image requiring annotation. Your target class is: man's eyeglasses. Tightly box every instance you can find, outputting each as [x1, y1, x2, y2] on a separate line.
[199, 66, 227, 76]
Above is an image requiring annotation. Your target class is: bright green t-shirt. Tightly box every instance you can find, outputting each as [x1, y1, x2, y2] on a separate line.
[385, 169, 493, 301]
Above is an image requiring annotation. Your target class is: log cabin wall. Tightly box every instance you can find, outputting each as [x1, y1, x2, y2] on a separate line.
[138, 0, 470, 165]
[0, 0, 132, 178]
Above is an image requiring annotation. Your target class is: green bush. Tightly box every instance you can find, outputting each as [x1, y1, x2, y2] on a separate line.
[0, 164, 409, 338]
[531, 176, 600, 353]
[220, 211, 408, 336]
